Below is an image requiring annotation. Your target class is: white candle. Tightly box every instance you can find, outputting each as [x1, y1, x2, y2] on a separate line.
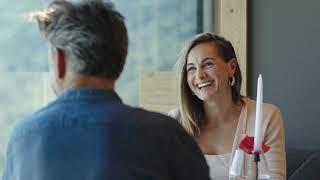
[254, 74, 263, 153]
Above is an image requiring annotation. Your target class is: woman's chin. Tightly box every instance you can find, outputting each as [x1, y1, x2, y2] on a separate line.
[197, 92, 216, 102]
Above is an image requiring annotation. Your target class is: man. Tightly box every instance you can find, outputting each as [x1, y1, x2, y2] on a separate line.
[2, 0, 210, 180]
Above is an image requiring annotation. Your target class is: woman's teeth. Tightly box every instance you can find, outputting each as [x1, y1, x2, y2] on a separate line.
[197, 82, 212, 89]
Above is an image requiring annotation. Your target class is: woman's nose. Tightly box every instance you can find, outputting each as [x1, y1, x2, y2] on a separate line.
[196, 68, 206, 79]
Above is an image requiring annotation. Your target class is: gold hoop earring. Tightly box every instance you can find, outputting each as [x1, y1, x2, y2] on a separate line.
[229, 76, 235, 86]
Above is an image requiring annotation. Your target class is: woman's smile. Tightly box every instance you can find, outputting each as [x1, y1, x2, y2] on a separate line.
[197, 81, 213, 89]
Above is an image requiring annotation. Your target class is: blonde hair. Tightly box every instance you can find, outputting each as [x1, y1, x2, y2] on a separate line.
[175, 32, 242, 137]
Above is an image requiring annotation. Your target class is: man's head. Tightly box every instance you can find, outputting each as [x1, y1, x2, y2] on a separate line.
[36, 0, 128, 94]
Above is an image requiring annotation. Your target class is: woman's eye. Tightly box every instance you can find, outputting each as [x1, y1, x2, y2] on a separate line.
[187, 67, 195, 72]
[204, 62, 213, 68]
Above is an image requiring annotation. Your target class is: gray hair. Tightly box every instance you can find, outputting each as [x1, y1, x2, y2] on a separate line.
[36, 0, 128, 80]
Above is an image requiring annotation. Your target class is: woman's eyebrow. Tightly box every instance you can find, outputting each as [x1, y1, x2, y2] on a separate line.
[201, 57, 216, 62]
[186, 57, 216, 67]
[186, 62, 195, 66]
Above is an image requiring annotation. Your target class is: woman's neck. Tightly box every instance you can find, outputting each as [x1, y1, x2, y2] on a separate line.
[203, 94, 242, 128]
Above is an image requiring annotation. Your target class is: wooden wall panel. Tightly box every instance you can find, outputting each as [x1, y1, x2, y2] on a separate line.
[139, 71, 176, 113]
[216, 0, 247, 95]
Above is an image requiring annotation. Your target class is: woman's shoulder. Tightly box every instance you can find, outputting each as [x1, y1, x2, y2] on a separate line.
[244, 97, 281, 114]
[243, 98, 284, 134]
[168, 107, 180, 119]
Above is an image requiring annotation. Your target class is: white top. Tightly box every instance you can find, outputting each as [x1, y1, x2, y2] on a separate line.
[204, 153, 231, 180]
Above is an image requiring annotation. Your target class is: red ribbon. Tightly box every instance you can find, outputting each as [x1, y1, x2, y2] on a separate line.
[239, 134, 271, 154]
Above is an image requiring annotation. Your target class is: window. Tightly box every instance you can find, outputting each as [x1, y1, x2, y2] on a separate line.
[0, 0, 200, 174]
[114, 0, 199, 105]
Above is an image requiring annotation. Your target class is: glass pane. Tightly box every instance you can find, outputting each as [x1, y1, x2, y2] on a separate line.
[114, 0, 198, 106]
[0, 2, 48, 72]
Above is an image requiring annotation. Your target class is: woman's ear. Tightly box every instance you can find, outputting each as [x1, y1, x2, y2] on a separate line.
[228, 58, 237, 76]
[55, 48, 66, 79]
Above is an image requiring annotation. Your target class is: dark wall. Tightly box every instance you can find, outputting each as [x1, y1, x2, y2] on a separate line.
[249, 0, 320, 149]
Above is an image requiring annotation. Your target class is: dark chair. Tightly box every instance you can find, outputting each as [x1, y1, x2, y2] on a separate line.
[287, 148, 320, 180]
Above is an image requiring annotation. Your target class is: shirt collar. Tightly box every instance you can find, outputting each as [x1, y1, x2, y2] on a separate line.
[56, 88, 122, 103]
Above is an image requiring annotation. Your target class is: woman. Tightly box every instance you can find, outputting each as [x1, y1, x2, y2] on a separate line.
[169, 33, 286, 179]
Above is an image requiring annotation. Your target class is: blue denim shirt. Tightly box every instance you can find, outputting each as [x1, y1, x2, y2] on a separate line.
[2, 88, 210, 180]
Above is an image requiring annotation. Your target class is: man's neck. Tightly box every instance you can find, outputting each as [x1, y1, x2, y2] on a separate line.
[60, 74, 115, 92]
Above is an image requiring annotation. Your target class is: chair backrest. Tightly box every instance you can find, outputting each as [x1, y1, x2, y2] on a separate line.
[139, 71, 177, 114]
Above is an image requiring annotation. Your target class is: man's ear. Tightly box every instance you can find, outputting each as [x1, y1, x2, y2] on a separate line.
[55, 48, 66, 79]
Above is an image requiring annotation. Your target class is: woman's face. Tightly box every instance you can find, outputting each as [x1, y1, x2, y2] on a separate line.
[186, 42, 235, 101]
